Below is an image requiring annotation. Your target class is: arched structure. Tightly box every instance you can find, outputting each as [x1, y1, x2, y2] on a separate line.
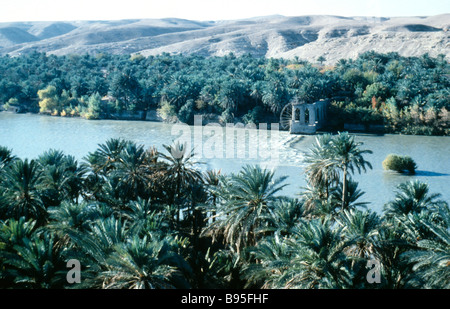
[289, 98, 329, 134]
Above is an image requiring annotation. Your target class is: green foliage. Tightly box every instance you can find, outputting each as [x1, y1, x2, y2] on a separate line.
[301, 133, 373, 216]
[342, 105, 384, 125]
[157, 100, 177, 121]
[203, 164, 288, 254]
[0, 51, 447, 135]
[317, 55, 326, 64]
[362, 82, 389, 105]
[0, 159, 45, 222]
[382, 154, 417, 174]
[402, 204, 450, 288]
[383, 180, 445, 218]
[242, 106, 264, 124]
[38, 85, 60, 114]
[177, 99, 195, 124]
[3, 97, 19, 110]
[0, 133, 449, 289]
[83, 92, 103, 119]
[96, 235, 192, 289]
[0, 146, 16, 169]
[244, 218, 354, 289]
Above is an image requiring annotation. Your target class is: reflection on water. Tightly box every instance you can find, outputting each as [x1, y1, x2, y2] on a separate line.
[0, 112, 449, 213]
[414, 170, 449, 177]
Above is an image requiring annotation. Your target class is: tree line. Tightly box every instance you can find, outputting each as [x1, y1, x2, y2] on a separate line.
[0, 51, 448, 135]
[0, 132, 448, 289]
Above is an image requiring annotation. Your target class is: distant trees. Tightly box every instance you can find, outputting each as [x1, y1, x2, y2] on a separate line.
[37, 85, 60, 114]
[0, 51, 448, 135]
[83, 92, 103, 119]
[110, 70, 142, 112]
[317, 55, 326, 65]
[38, 85, 79, 116]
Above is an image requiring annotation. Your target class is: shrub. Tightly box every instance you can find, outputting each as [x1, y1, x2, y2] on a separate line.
[382, 154, 417, 174]
[242, 106, 264, 124]
[157, 100, 177, 121]
[177, 100, 195, 124]
[335, 104, 384, 126]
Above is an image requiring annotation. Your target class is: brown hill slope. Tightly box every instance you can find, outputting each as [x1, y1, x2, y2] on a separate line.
[0, 14, 448, 63]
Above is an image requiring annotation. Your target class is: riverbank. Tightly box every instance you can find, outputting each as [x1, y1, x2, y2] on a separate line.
[1, 108, 448, 137]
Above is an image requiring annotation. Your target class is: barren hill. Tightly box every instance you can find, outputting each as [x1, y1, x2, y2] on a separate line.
[0, 14, 448, 63]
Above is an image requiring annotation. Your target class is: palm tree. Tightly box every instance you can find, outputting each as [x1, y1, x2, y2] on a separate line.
[203, 170, 221, 221]
[121, 198, 167, 236]
[114, 142, 152, 201]
[203, 165, 287, 254]
[245, 218, 354, 289]
[403, 204, 450, 288]
[336, 209, 381, 260]
[36, 149, 87, 205]
[383, 180, 446, 219]
[46, 201, 101, 248]
[1, 159, 45, 223]
[98, 235, 191, 289]
[242, 235, 295, 288]
[370, 225, 411, 289]
[187, 182, 208, 237]
[0, 232, 67, 288]
[75, 216, 129, 261]
[40, 164, 68, 207]
[405, 231, 450, 289]
[0, 217, 37, 286]
[0, 217, 37, 250]
[68, 216, 130, 288]
[331, 178, 369, 210]
[144, 146, 172, 202]
[57, 154, 87, 203]
[268, 197, 305, 235]
[84, 138, 130, 175]
[284, 218, 354, 289]
[0, 146, 16, 171]
[392, 210, 443, 246]
[328, 132, 373, 210]
[160, 141, 203, 225]
[37, 149, 66, 166]
[299, 184, 337, 219]
[303, 134, 340, 199]
[84, 140, 153, 207]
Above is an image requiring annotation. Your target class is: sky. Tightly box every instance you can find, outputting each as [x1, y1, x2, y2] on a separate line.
[1, 0, 449, 23]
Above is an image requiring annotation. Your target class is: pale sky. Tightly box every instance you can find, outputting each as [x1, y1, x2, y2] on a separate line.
[1, 0, 449, 22]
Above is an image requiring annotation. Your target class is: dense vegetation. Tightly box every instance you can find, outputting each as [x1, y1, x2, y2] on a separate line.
[382, 154, 417, 174]
[0, 51, 448, 135]
[1, 132, 449, 289]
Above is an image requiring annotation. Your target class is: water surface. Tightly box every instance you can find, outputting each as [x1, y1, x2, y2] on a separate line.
[1, 112, 448, 213]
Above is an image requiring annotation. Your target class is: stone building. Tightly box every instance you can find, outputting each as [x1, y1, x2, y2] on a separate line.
[290, 99, 329, 134]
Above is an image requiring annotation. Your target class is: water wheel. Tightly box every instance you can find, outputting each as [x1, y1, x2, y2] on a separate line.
[279, 102, 293, 131]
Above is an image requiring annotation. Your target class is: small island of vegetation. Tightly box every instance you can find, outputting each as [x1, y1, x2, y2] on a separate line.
[383, 154, 417, 174]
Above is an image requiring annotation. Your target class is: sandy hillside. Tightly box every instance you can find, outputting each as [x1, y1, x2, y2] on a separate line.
[0, 14, 448, 63]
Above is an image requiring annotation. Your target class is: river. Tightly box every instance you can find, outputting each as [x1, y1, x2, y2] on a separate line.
[0, 112, 448, 213]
